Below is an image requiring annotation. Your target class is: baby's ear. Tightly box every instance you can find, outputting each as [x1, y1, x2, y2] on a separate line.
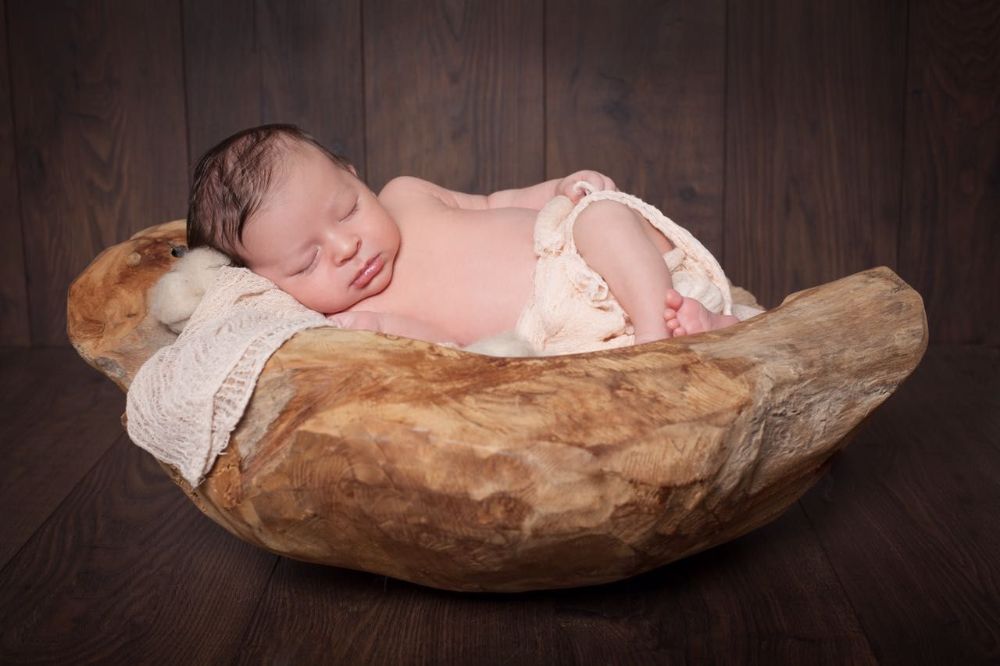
[348, 164, 358, 177]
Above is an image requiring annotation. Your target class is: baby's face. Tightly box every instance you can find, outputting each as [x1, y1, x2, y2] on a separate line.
[239, 143, 400, 314]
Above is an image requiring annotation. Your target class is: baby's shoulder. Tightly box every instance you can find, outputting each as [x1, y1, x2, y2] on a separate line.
[378, 176, 445, 207]
[379, 176, 486, 212]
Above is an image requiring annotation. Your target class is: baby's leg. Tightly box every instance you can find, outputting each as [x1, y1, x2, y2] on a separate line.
[574, 200, 675, 344]
[663, 289, 739, 337]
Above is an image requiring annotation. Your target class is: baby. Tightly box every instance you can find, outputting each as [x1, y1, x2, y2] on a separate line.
[186, 124, 739, 351]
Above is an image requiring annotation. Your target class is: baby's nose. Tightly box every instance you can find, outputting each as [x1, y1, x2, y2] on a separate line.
[331, 234, 361, 264]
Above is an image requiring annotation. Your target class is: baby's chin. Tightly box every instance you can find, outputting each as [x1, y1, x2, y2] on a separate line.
[292, 291, 353, 316]
[325, 279, 393, 315]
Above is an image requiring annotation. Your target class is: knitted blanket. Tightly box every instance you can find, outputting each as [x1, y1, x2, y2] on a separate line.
[126, 267, 334, 487]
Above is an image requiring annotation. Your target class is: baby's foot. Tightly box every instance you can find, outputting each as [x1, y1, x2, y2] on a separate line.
[663, 289, 739, 337]
[633, 330, 670, 345]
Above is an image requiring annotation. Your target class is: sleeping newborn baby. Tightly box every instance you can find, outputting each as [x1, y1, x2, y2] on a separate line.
[186, 124, 742, 354]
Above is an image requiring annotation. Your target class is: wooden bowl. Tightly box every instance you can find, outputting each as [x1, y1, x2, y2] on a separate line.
[68, 220, 927, 592]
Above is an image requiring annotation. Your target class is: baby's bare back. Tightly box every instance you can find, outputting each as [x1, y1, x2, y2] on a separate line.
[358, 189, 538, 346]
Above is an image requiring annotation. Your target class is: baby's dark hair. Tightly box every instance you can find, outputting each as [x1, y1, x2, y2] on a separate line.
[186, 124, 353, 265]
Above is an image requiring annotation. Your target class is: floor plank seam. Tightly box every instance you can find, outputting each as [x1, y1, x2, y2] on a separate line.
[795, 499, 881, 663]
[0, 431, 127, 576]
[228, 553, 282, 665]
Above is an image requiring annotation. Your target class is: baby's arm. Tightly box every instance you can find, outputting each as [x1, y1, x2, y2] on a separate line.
[328, 311, 459, 345]
[573, 200, 674, 344]
[486, 171, 617, 209]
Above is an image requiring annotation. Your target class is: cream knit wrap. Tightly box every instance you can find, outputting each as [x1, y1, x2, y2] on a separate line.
[514, 182, 757, 355]
[126, 267, 334, 486]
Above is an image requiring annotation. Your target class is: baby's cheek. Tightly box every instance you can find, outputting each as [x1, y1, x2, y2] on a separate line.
[279, 283, 320, 314]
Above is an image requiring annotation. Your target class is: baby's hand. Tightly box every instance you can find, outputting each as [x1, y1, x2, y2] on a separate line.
[558, 170, 617, 203]
[327, 310, 384, 332]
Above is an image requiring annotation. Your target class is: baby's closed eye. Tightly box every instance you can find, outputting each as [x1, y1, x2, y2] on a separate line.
[295, 247, 319, 275]
[341, 200, 359, 221]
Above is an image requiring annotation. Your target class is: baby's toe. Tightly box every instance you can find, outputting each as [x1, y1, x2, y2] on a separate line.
[665, 289, 684, 310]
[675, 299, 711, 335]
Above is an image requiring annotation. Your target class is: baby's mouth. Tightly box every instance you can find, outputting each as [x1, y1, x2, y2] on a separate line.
[351, 255, 383, 288]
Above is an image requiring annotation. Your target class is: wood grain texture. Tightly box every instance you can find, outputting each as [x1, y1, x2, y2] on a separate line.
[725, 0, 907, 307]
[67, 222, 927, 593]
[0, 2, 29, 346]
[545, 506, 874, 664]
[800, 346, 1000, 664]
[235, 505, 873, 663]
[899, 0, 1000, 344]
[0, 348, 123, 569]
[0, 435, 276, 663]
[9, 345, 995, 662]
[182, 0, 260, 165]
[184, 0, 365, 175]
[257, 0, 365, 173]
[363, 0, 544, 193]
[234, 557, 558, 664]
[7, 0, 188, 345]
[66, 221, 184, 390]
[546, 0, 727, 256]
[6, 2, 995, 349]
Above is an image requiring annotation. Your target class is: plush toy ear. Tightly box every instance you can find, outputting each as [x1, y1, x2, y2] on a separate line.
[148, 247, 231, 334]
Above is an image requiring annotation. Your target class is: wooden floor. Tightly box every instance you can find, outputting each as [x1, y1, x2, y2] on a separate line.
[0, 345, 996, 664]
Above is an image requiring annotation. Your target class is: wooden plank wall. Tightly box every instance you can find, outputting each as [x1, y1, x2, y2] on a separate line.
[2, 0, 997, 347]
[0, 2, 28, 346]
[726, 0, 906, 312]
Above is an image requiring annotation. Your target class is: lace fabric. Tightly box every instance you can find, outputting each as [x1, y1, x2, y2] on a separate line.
[125, 267, 333, 487]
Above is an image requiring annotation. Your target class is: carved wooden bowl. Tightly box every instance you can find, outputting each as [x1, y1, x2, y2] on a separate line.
[67, 220, 927, 592]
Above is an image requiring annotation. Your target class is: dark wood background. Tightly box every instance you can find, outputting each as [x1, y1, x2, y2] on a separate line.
[0, 0, 997, 347]
[1, 3, 998, 663]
